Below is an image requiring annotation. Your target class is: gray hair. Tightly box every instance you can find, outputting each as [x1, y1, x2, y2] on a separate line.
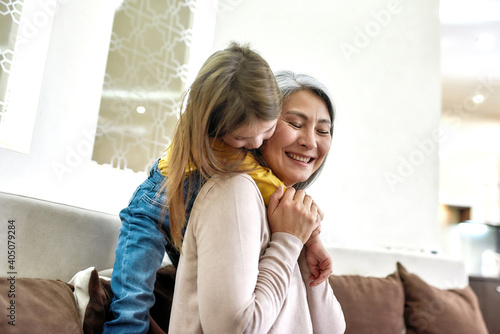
[274, 70, 335, 190]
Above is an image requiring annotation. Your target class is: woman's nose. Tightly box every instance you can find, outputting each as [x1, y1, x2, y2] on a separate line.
[298, 129, 317, 149]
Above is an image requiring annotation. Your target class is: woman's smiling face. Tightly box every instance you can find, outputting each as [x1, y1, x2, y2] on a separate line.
[260, 89, 332, 187]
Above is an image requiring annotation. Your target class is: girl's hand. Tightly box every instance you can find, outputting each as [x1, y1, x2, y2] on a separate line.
[305, 236, 333, 287]
[305, 205, 332, 286]
[267, 186, 320, 244]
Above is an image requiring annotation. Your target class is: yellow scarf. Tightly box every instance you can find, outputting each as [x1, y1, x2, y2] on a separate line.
[158, 147, 285, 206]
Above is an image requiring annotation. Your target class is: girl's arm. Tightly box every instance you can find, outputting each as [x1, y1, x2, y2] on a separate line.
[298, 249, 346, 334]
[305, 235, 334, 286]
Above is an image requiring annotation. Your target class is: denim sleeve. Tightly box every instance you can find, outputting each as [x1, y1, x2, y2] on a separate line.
[103, 162, 203, 334]
[103, 165, 168, 334]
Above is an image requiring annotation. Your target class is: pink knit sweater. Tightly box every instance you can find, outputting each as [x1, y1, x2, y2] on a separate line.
[168, 174, 345, 333]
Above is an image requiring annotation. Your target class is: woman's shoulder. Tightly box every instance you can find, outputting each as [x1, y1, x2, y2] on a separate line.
[204, 173, 258, 192]
[198, 173, 262, 203]
[188, 173, 266, 227]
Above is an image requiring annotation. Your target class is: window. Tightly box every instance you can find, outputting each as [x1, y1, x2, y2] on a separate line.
[92, 0, 196, 172]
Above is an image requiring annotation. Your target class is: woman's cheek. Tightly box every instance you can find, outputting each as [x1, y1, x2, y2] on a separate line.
[318, 139, 332, 160]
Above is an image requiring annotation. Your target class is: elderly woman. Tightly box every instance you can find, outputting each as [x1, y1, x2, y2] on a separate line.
[168, 70, 345, 333]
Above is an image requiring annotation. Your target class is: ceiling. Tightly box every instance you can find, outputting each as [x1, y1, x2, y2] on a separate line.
[440, 0, 500, 117]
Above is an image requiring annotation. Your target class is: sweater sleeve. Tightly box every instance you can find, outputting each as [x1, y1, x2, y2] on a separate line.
[192, 174, 304, 333]
[298, 250, 346, 334]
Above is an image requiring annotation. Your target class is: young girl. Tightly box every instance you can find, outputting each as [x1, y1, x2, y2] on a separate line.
[104, 43, 331, 333]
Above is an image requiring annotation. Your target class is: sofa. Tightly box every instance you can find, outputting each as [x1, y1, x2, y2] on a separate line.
[0, 191, 489, 333]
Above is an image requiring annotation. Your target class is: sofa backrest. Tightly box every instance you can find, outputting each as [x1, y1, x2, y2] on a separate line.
[328, 245, 468, 289]
[0, 191, 121, 282]
[1, 190, 469, 289]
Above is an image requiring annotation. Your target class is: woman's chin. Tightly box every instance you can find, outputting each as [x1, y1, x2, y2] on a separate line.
[283, 175, 309, 187]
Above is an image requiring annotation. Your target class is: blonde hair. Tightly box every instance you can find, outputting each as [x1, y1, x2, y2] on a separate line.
[166, 42, 281, 252]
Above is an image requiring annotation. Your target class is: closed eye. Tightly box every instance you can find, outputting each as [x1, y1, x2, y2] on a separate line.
[316, 129, 330, 135]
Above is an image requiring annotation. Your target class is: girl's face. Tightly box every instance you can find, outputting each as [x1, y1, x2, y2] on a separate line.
[260, 90, 332, 187]
[222, 119, 277, 149]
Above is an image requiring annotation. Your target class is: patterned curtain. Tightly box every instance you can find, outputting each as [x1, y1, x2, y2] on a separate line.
[92, 0, 196, 172]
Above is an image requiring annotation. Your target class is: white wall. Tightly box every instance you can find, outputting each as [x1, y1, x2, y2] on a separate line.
[212, 0, 442, 251]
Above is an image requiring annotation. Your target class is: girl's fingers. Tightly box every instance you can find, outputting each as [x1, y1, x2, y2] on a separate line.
[291, 188, 305, 203]
[317, 205, 324, 222]
[282, 187, 296, 201]
[303, 194, 313, 208]
[311, 202, 319, 226]
[268, 185, 284, 216]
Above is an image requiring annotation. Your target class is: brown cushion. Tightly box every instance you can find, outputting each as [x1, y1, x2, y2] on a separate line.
[397, 262, 488, 334]
[83, 269, 113, 334]
[83, 265, 176, 333]
[0, 277, 83, 333]
[329, 272, 405, 334]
